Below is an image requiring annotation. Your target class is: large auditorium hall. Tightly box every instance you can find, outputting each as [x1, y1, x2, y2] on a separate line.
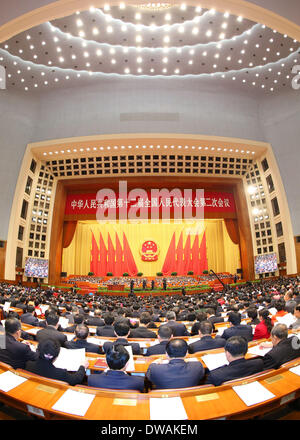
[0, 0, 300, 428]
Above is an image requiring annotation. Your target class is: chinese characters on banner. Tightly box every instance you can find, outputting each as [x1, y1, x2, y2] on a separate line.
[65, 190, 236, 216]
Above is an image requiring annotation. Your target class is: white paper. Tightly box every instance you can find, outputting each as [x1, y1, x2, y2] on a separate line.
[216, 328, 226, 337]
[269, 308, 277, 316]
[58, 317, 69, 329]
[201, 352, 228, 371]
[25, 327, 40, 335]
[276, 313, 296, 327]
[88, 327, 97, 334]
[53, 347, 86, 371]
[289, 365, 300, 376]
[248, 345, 272, 357]
[3, 302, 11, 313]
[185, 357, 199, 362]
[51, 389, 95, 417]
[138, 341, 151, 348]
[150, 397, 188, 420]
[188, 338, 198, 344]
[233, 381, 275, 406]
[124, 345, 135, 372]
[1, 320, 5, 327]
[65, 333, 75, 341]
[0, 371, 28, 392]
[40, 305, 49, 314]
[89, 311, 94, 317]
[86, 337, 102, 346]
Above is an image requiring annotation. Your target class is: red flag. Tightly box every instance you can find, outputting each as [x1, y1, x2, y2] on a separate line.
[98, 232, 107, 276]
[123, 232, 138, 276]
[183, 234, 192, 275]
[176, 231, 185, 275]
[107, 233, 115, 274]
[115, 232, 124, 276]
[162, 232, 176, 276]
[191, 235, 200, 275]
[199, 231, 208, 273]
[90, 232, 99, 275]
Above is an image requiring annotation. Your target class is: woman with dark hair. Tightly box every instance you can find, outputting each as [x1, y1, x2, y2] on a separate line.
[25, 339, 88, 385]
[253, 308, 273, 340]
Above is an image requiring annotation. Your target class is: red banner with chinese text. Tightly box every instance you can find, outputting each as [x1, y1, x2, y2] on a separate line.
[65, 190, 236, 216]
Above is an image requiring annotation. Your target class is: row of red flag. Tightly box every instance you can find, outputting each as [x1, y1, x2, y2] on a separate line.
[90, 231, 208, 277]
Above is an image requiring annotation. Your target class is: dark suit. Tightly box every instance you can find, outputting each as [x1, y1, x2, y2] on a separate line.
[103, 338, 141, 355]
[188, 335, 226, 354]
[64, 338, 101, 354]
[21, 313, 44, 327]
[15, 303, 27, 311]
[146, 358, 204, 389]
[25, 358, 86, 386]
[129, 327, 157, 339]
[221, 324, 253, 342]
[96, 325, 115, 337]
[63, 324, 77, 333]
[88, 370, 145, 392]
[160, 321, 189, 337]
[146, 359, 204, 389]
[262, 337, 300, 370]
[208, 316, 225, 325]
[36, 326, 67, 347]
[145, 340, 169, 356]
[0, 334, 38, 369]
[85, 317, 105, 327]
[206, 357, 264, 386]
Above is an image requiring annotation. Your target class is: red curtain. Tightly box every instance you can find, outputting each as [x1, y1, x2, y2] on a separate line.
[224, 219, 239, 245]
[62, 221, 77, 248]
[162, 232, 176, 276]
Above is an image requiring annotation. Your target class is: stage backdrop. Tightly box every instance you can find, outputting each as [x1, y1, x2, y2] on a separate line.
[62, 219, 241, 277]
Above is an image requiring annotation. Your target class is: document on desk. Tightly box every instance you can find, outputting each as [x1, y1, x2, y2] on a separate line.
[86, 337, 102, 346]
[40, 305, 49, 314]
[268, 308, 277, 316]
[124, 346, 135, 372]
[0, 371, 28, 392]
[289, 365, 300, 376]
[150, 397, 188, 420]
[25, 327, 40, 335]
[52, 389, 95, 417]
[233, 381, 275, 406]
[53, 347, 85, 371]
[65, 333, 75, 341]
[58, 317, 69, 328]
[201, 352, 228, 371]
[248, 345, 272, 357]
[88, 327, 97, 334]
[3, 302, 11, 313]
[276, 313, 296, 327]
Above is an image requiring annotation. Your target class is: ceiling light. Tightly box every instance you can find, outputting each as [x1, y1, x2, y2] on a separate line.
[59, 57, 64, 62]
[219, 33, 225, 40]
[121, 25, 127, 32]
[109, 48, 115, 54]
[188, 60, 193, 65]
[78, 30, 85, 37]
[135, 12, 141, 20]
[180, 3, 186, 10]
[76, 19, 83, 27]
[104, 4, 110, 11]
[206, 30, 212, 37]
[107, 26, 113, 33]
[111, 59, 116, 64]
[137, 57, 142, 63]
[164, 35, 170, 43]
[124, 68, 130, 74]
[136, 35, 142, 43]
[93, 28, 99, 35]
[192, 27, 199, 35]
[178, 26, 184, 33]
[237, 16, 243, 22]
[163, 57, 168, 63]
[165, 13, 171, 21]
[189, 49, 195, 55]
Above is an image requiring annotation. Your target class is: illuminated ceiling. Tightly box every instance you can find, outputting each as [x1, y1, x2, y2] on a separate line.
[0, 3, 299, 93]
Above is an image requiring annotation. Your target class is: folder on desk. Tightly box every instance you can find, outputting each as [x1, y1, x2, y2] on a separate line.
[248, 345, 272, 357]
[124, 346, 135, 372]
[52, 389, 95, 417]
[3, 302, 11, 313]
[289, 365, 300, 376]
[233, 381, 275, 406]
[149, 397, 188, 420]
[94, 358, 108, 368]
[276, 313, 296, 327]
[0, 371, 28, 392]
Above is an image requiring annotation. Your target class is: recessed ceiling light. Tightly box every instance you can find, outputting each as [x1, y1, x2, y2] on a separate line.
[163, 35, 170, 43]
[188, 60, 193, 65]
[192, 27, 199, 35]
[237, 16, 243, 22]
[206, 30, 212, 37]
[121, 24, 127, 32]
[107, 26, 113, 33]
[137, 57, 142, 63]
[180, 3, 187, 11]
[219, 33, 225, 40]
[76, 19, 83, 27]
[93, 28, 99, 35]
[135, 12, 141, 20]
[59, 57, 64, 62]
[78, 30, 85, 37]
[124, 68, 130, 74]
[178, 26, 184, 33]
[163, 57, 168, 63]
[136, 35, 142, 43]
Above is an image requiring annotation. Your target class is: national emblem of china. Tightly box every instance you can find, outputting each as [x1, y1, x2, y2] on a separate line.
[140, 240, 159, 262]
